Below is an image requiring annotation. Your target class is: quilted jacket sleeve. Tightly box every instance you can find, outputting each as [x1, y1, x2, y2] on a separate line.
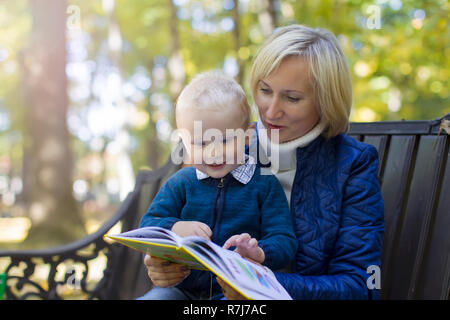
[138, 171, 187, 230]
[275, 144, 385, 299]
[258, 175, 298, 271]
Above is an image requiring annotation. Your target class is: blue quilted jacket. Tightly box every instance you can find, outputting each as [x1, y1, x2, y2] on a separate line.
[252, 130, 385, 300]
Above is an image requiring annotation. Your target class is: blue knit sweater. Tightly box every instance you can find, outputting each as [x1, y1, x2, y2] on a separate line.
[139, 166, 297, 295]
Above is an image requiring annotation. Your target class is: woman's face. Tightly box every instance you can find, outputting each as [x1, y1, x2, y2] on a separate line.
[255, 55, 321, 143]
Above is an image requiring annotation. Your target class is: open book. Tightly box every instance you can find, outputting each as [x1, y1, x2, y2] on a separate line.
[106, 226, 292, 300]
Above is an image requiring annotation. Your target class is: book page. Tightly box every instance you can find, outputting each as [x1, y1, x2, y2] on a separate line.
[182, 238, 234, 278]
[113, 226, 181, 244]
[108, 227, 293, 298]
[181, 238, 292, 300]
[214, 245, 292, 300]
[107, 227, 206, 270]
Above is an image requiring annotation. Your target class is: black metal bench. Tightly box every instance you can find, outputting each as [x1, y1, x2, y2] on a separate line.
[1, 114, 449, 300]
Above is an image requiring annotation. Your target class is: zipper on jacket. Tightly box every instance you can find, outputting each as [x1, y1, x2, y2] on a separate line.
[210, 177, 226, 241]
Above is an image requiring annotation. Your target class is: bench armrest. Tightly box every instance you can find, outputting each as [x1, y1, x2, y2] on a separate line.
[0, 191, 138, 300]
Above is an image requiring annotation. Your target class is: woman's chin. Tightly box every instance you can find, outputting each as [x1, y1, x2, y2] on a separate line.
[268, 132, 289, 144]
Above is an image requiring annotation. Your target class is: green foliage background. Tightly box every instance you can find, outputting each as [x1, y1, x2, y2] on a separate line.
[0, 1, 448, 240]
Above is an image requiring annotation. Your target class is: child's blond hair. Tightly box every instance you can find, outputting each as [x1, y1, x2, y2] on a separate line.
[175, 71, 251, 128]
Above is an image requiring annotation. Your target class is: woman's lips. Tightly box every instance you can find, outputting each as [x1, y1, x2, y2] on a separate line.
[266, 122, 286, 130]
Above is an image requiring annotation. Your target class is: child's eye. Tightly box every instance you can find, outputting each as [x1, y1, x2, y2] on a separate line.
[223, 135, 236, 144]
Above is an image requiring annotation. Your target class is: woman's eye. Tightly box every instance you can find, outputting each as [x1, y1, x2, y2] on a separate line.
[287, 96, 300, 102]
[260, 87, 271, 94]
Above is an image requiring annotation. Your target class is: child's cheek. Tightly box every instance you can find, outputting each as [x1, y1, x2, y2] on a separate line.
[182, 146, 196, 165]
[230, 140, 246, 164]
[193, 163, 205, 172]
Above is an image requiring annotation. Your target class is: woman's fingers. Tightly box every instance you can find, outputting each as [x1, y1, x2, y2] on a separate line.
[144, 254, 191, 287]
[148, 262, 189, 273]
[216, 277, 246, 300]
[146, 255, 179, 270]
[144, 254, 152, 267]
[149, 270, 190, 287]
[147, 264, 191, 287]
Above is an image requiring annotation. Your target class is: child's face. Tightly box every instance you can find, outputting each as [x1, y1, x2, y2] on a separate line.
[178, 105, 249, 179]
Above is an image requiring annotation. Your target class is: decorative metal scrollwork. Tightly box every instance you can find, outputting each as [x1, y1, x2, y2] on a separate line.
[2, 238, 123, 300]
[0, 191, 138, 300]
[0, 165, 176, 300]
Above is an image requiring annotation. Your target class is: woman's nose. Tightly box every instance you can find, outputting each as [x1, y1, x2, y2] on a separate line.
[265, 96, 283, 119]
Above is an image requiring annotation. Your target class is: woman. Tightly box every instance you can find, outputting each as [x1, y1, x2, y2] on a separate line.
[144, 24, 384, 300]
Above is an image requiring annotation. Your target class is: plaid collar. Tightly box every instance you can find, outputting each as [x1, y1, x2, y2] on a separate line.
[196, 155, 256, 185]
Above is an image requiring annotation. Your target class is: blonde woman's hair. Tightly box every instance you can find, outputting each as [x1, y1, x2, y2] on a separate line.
[250, 24, 352, 138]
[176, 71, 251, 128]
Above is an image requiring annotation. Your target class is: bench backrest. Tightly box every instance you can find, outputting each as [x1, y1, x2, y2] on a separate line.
[118, 115, 449, 300]
[349, 116, 449, 299]
[114, 160, 181, 299]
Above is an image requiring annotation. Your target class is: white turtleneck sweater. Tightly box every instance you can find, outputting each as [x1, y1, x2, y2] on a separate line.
[253, 118, 326, 206]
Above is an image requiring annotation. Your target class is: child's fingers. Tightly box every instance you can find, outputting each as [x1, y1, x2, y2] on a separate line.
[225, 233, 250, 248]
[248, 238, 258, 248]
[197, 223, 213, 239]
[223, 234, 240, 249]
[224, 233, 255, 250]
[195, 227, 212, 240]
[235, 233, 251, 245]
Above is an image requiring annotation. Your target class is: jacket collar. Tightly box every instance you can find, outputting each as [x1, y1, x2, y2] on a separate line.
[195, 154, 256, 184]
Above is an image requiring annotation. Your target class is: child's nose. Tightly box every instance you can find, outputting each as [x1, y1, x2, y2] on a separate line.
[205, 142, 224, 162]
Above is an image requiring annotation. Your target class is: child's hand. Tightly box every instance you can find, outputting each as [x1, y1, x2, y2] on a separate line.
[172, 221, 212, 240]
[223, 233, 265, 264]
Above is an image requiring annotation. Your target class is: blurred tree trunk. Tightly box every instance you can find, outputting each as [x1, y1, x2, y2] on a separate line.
[258, 0, 278, 37]
[231, 0, 244, 85]
[167, 0, 185, 128]
[144, 61, 161, 170]
[21, 0, 84, 245]
[105, 0, 135, 201]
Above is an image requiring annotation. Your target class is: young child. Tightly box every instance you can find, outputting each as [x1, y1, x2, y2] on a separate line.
[139, 71, 297, 299]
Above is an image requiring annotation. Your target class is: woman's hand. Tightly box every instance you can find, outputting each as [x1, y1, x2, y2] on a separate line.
[144, 254, 191, 287]
[216, 277, 247, 300]
[216, 256, 262, 300]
